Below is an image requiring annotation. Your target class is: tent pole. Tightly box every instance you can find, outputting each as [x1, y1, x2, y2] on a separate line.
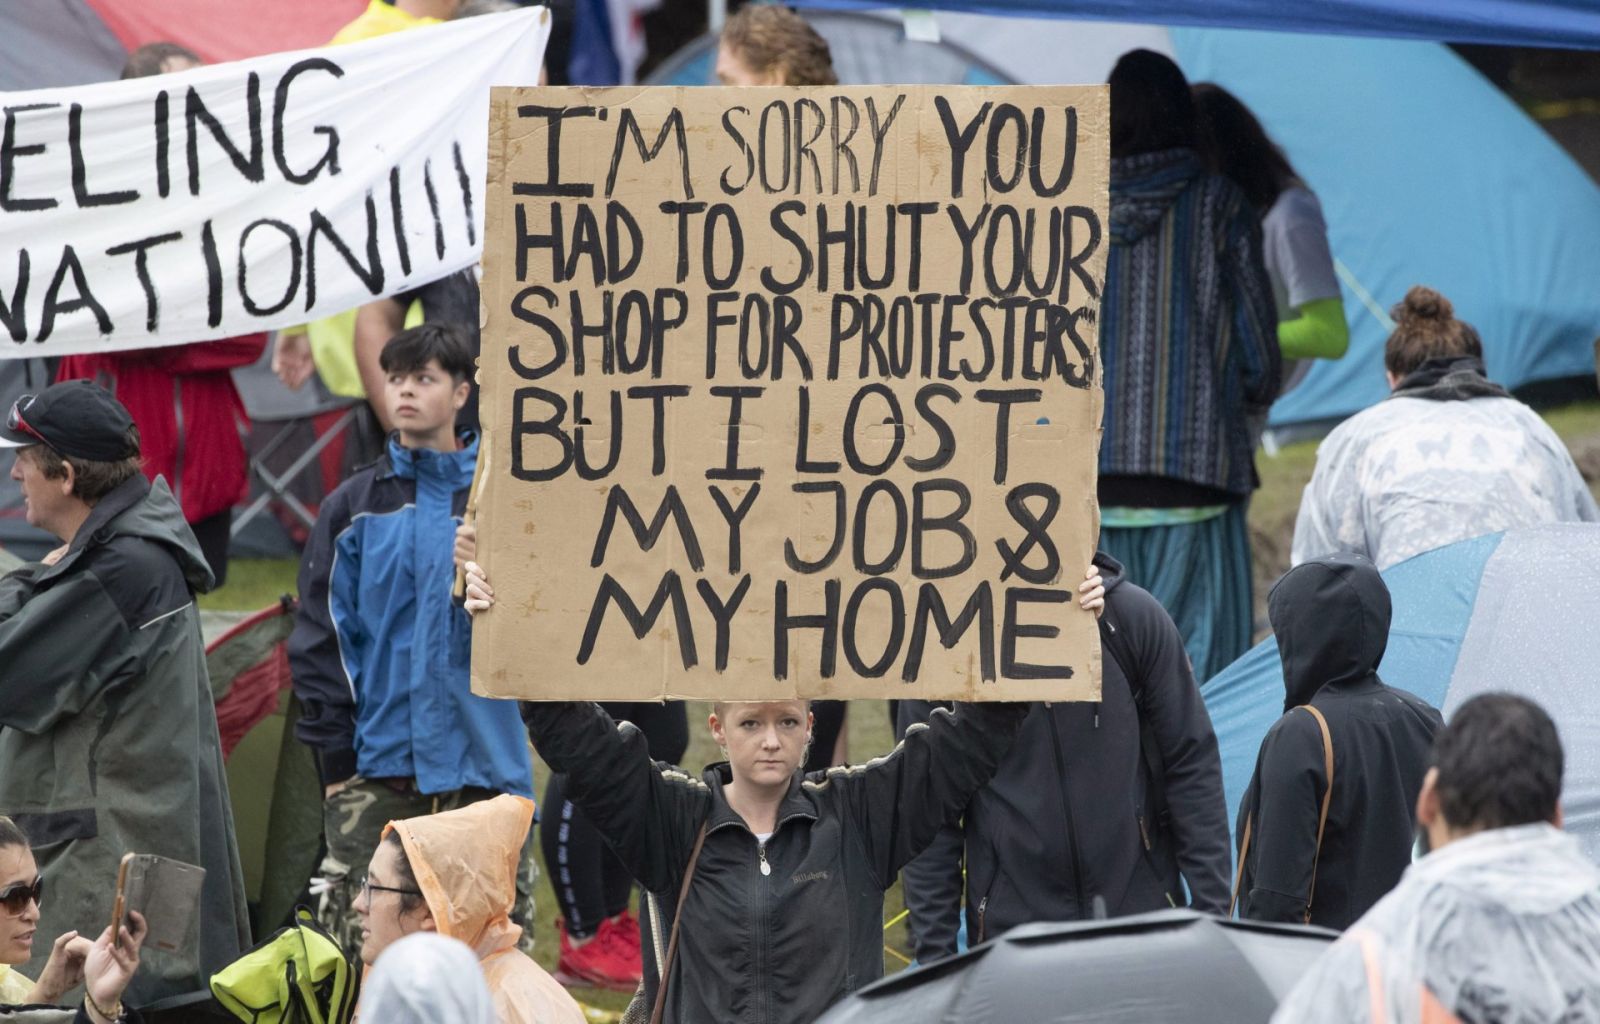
[709, 0, 727, 34]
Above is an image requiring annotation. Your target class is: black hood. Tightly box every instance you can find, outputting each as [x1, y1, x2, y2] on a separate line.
[1268, 554, 1391, 710]
[1092, 550, 1128, 596]
[1390, 356, 1509, 402]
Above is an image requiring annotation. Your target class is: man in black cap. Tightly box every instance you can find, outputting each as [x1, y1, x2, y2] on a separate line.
[0, 381, 249, 1000]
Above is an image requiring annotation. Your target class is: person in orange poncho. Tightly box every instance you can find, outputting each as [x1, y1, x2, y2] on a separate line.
[354, 795, 582, 1024]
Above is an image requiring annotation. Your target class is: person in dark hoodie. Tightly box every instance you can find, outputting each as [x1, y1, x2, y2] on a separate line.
[1235, 553, 1443, 930]
[1292, 285, 1597, 570]
[0, 381, 249, 1000]
[898, 552, 1232, 959]
[1098, 50, 1280, 683]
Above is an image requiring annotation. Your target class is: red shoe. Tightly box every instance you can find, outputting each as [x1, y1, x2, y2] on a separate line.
[554, 917, 640, 991]
[603, 910, 643, 982]
[611, 908, 642, 954]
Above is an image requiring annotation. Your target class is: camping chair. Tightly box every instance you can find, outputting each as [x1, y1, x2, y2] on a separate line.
[231, 342, 376, 546]
[234, 404, 363, 538]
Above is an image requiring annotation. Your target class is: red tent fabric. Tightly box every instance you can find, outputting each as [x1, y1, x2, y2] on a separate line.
[80, 0, 366, 63]
[0, 0, 366, 90]
[207, 600, 299, 758]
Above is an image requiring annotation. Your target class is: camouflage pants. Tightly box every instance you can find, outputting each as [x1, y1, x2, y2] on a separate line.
[315, 778, 539, 954]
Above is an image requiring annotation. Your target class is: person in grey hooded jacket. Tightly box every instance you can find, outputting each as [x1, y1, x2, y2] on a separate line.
[1291, 285, 1597, 571]
[0, 382, 248, 1001]
[1235, 552, 1441, 930]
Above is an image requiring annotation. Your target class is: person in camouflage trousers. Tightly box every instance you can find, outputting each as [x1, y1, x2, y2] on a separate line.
[287, 326, 540, 953]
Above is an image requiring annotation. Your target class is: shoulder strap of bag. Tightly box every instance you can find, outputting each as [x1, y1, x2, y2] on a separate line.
[1229, 812, 1252, 918]
[1230, 705, 1334, 921]
[650, 822, 710, 1024]
[1300, 704, 1335, 924]
[1100, 615, 1167, 821]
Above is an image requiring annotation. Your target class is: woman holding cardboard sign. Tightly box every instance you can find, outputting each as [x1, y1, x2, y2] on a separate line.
[714, 4, 856, 780]
[460, 554, 1102, 1024]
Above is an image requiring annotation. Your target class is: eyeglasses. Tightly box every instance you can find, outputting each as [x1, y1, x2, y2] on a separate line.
[0, 877, 43, 915]
[6, 396, 47, 447]
[359, 876, 421, 902]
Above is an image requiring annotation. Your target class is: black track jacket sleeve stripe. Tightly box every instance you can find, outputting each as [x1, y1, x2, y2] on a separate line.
[523, 700, 709, 893]
[818, 701, 1028, 891]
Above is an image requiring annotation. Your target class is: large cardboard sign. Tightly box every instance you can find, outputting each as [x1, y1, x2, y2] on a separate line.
[473, 85, 1107, 701]
[0, 11, 546, 356]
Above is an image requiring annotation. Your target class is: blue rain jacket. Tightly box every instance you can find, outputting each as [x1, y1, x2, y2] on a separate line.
[289, 433, 532, 796]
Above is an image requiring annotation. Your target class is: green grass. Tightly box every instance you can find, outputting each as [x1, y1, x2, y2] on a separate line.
[199, 558, 300, 612]
[1543, 399, 1600, 441]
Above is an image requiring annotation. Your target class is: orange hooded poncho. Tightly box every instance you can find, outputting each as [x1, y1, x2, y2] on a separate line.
[384, 795, 585, 1024]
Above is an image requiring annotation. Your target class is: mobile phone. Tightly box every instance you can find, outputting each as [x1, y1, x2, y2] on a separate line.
[109, 853, 206, 954]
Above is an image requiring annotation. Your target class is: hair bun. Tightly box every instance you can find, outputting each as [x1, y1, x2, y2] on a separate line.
[1396, 285, 1453, 323]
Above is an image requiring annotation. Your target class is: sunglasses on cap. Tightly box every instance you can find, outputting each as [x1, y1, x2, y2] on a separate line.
[0, 876, 42, 915]
[5, 396, 47, 448]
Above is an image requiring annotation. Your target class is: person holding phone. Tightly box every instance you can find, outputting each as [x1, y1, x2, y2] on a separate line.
[0, 817, 147, 1021]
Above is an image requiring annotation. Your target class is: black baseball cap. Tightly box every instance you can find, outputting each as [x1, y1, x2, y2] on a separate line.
[0, 381, 139, 461]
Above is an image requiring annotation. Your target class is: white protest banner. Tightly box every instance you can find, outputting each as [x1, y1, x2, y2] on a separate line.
[0, 9, 548, 357]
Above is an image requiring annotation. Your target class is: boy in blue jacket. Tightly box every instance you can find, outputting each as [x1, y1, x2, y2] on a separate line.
[288, 323, 534, 949]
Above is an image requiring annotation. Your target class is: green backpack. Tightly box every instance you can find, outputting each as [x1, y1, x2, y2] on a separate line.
[210, 908, 358, 1024]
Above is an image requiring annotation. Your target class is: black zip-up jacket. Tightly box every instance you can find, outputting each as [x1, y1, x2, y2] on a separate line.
[522, 699, 1028, 1024]
[1236, 552, 1443, 929]
[897, 554, 1232, 959]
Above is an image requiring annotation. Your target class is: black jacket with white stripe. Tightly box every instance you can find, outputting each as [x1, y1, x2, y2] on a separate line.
[522, 699, 1027, 1024]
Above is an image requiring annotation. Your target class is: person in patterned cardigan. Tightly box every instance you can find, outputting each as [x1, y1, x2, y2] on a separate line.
[1097, 49, 1280, 682]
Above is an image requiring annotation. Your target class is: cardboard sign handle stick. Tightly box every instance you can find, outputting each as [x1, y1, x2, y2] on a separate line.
[453, 430, 490, 600]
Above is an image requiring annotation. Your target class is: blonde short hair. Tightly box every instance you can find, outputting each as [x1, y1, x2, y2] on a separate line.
[712, 699, 812, 718]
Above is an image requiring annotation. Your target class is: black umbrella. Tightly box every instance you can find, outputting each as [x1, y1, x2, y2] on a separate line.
[819, 910, 1336, 1023]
